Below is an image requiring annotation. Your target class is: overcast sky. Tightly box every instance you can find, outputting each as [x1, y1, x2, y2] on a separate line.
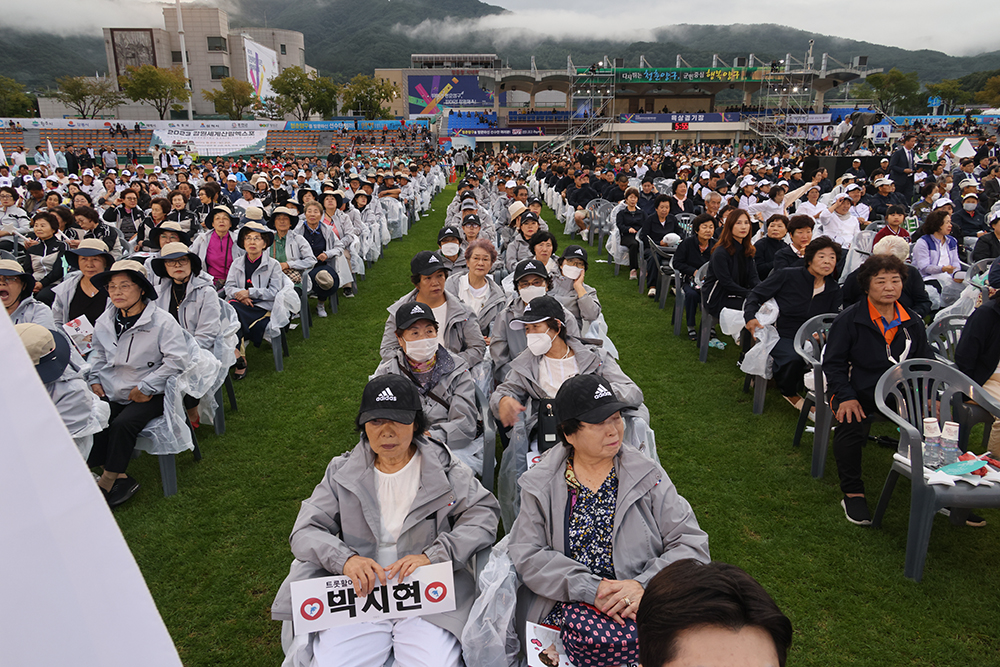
[486, 0, 998, 57]
[6, 0, 997, 58]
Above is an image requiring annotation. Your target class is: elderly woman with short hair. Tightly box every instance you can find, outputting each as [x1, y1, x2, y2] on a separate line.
[151, 241, 223, 425]
[88, 260, 189, 507]
[509, 373, 709, 666]
[51, 238, 114, 329]
[445, 239, 505, 345]
[272, 375, 499, 667]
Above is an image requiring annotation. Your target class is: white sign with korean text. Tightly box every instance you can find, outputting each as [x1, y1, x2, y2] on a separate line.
[290, 561, 456, 635]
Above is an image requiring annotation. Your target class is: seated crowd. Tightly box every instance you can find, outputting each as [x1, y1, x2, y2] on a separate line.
[16, 133, 1000, 667]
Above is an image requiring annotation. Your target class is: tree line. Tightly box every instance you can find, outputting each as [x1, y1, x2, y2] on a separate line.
[0, 66, 400, 121]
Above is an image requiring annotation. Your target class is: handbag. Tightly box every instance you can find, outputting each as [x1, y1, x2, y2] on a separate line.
[282, 267, 301, 284]
[560, 602, 639, 667]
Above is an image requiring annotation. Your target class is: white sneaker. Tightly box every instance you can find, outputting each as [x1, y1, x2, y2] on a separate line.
[316, 304, 328, 318]
[647, 287, 657, 297]
[580, 229, 589, 242]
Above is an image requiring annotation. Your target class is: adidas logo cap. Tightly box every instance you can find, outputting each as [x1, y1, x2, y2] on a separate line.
[359, 375, 421, 426]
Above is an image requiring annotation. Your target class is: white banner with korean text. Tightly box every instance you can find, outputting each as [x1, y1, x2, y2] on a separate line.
[148, 128, 268, 157]
[290, 561, 456, 635]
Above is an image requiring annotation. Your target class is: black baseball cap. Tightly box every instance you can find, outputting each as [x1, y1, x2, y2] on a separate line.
[438, 226, 462, 243]
[554, 374, 631, 425]
[509, 295, 563, 330]
[395, 301, 437, 330]
[410, 250, 448, 276]
[513, 258, 549, 282]
[461, 214, 481, 227]
[357, 375, 422, 425]
[560, 245, 588, 265]
[521, 211, 540, 224]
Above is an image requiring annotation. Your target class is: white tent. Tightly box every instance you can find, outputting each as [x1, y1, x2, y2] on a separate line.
[0, 310, 182, 667]
[924, 136, 977, 162]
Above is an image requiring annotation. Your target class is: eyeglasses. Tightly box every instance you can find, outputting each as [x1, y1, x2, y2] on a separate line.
[106, 283, 139, 293]
[164, 259, 189, 267]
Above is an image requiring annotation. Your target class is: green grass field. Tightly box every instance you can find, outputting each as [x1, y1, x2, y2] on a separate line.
[117, 184, 999, 666]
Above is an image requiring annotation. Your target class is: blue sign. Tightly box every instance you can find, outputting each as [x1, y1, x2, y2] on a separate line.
[284, 121, 356, 131]
[927, 96, 943, 108]
[452, 128, 544, 137]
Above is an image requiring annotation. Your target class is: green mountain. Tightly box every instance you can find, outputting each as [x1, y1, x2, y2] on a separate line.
[4, 0, 1000, 95]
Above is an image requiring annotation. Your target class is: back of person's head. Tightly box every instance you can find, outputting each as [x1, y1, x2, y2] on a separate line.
[637, 559, 792, 667]
[873, 235, 910, 261]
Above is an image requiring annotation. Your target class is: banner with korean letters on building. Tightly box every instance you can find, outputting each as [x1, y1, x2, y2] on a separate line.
[243, 37, 279, 100]
[290, 561, 456, 635]
[148, 128, 268, 157]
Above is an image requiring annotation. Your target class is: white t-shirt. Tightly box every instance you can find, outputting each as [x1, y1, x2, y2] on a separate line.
[458, 274, 489, 314]
[539, 354, 579, 399]
[431, 301, 448, 347]
[374, 449, 422, 566]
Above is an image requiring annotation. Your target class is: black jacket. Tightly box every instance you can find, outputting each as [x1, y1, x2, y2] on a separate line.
[823, 300, 931, 409]
[615, 206, 645, 238]
[753, 237, 787, 280]
[972, 233, 1000, 263]
[841, 265, 931, 319]
[744, 266, 842, 340]
[704, 245, 759, 317]
[772, 245, 805, 272]
[952, 209, 987, 245]
[669, 196, 696, 216]
[568, 184, 599, 209]
[955, 298, 1000, 386]
[641, 212, 683, 247]
[674, 236, 710, 279]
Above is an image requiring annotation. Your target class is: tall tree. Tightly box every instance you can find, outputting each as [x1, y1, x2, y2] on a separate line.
[924, 79, 972, 115]
[118, 65, 191, 120]
[269, 66, 313, 121]
[975, 76, 1000, 108]
[0, 75, 35, 117]
[852, 68, 922, 115]
[203, 78, 256, 120]
[341, 74, 398, 120]
[309, 76, 341, 119]
[53, 76, 125, 118]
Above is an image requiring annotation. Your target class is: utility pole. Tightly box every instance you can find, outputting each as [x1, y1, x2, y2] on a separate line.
[176, 0, 194, 120]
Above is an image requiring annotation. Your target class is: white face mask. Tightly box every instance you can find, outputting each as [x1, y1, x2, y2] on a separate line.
[931, 192, 941, 201]
[403, 337, 437, 363]
[561, 265, 583, 281]
[520, 284, 546, 304]
[526, 331, 554, 356]
[964, 202, 978, 211]
[440, 242, 460, 257]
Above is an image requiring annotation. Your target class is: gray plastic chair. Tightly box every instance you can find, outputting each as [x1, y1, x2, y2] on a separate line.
[647, 242, 675, 310]
[674, 212, 696, 238]
[924, 315, 966, 365]
[791, 313, 838, 478]
[872, 359, 1000, 581]
[475, 385, 496, 492]
[669, 255, 687, 336]
[966, 257, 993, 299]
[636, 236, 646, 294]
[213, 375, 238, 436]
[695, 263, 712, 363]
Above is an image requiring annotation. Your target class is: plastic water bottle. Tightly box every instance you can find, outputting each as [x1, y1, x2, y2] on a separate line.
[922, 418, 941, 469]
[940, 421, 961, 467]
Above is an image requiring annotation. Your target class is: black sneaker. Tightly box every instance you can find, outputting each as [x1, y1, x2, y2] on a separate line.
[965, 512, 987, 528]
[107, 475, 140, 508]
[841, 496, 872, 526]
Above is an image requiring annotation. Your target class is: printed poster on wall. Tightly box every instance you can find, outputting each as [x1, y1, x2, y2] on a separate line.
[148, 129, 268, 157]
[243, 37, 279, 99]
[408, 75, 494, 115]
